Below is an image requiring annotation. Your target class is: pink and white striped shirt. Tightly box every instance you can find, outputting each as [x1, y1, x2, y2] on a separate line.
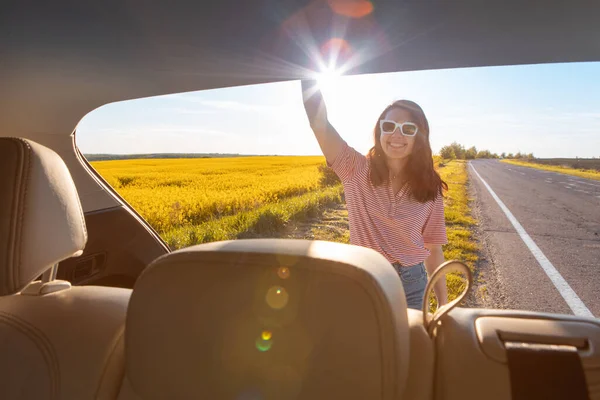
[328, 142, 448, 266]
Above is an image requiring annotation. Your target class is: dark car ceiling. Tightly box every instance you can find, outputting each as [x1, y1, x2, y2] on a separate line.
[2, 0, 600, 137]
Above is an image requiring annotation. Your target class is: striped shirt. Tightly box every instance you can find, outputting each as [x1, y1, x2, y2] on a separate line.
[328, 142, 448, 266]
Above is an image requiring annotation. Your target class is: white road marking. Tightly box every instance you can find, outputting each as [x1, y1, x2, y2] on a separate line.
[574, 189, 591, 194]
[519, 172, 526, 175]
[575, 181, 600, 188]
[470, 163, 594, 317]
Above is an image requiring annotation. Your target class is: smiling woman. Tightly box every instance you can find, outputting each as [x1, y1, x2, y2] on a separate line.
[301, 78, 449, 309]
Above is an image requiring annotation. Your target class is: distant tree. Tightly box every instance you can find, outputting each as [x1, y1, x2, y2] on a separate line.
[449, 142, 465, 159]
[476, 150, 492, 159]
[440, 146, 457, 160]
[439, 142, 512, 160]
[465, 146, 477, 160]
[526, 153, 535, 161]
[515, 152, 523, 159]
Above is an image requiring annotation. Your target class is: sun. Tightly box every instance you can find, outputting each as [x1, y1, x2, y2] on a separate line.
[316, 67, 342, 90]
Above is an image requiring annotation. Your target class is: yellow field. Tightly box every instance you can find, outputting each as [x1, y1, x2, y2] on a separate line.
[92, 156, 330, 233]
[93, 156, 477, 303]
[501, 159, 600, 181]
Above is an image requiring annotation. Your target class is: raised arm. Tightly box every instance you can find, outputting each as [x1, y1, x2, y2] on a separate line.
[301, 79, 345, 163]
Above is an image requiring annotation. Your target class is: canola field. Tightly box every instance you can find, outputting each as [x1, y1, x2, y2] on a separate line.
[91, 156, 343, 248]
[92, 156, 477, 304]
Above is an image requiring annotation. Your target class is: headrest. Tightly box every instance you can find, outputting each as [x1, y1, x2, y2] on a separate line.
[0, 138, 87, 296]
[121, 239, 409, 399]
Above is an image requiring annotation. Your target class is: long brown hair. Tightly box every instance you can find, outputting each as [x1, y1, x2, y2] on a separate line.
[367, 100, 447, 202]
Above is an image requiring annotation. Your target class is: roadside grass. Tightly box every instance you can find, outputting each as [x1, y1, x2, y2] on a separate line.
[501, 159, 600, 181]
[163, 184, 343, 249]
[437, 160, 478, 302]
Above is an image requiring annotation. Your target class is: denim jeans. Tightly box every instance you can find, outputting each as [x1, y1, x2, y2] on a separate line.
[392, 262, 428, 310]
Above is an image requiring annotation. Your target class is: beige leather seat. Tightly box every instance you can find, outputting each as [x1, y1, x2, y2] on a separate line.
[0, 137, 132, 399]
[117, 239, 434, 400]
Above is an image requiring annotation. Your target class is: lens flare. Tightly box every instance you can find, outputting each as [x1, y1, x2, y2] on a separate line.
[262, 330, 272, 341]
[255, 337, 273, 352]
[327, 0, 374, 18]
[256, 330, 273, 352]
[277, 267, 290, 280]
[320, 38, 353, 65]
[316, 67, 342, 88]
[316, 38, 353, 82]
[266, 286, 289, 310]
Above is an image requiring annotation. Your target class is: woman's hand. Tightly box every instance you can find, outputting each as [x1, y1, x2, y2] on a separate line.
[301, 79, 328, 125]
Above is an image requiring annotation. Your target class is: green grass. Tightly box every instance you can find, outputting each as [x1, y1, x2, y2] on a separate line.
[164, 185, 344, 249]
[501, 159, 600, 181]
[438, 160, 478, 302]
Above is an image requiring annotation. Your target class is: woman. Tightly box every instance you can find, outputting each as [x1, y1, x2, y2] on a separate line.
[301, 79, 448, 309]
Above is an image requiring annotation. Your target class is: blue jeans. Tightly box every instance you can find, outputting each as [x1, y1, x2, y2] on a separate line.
[392, 262, 428, 310]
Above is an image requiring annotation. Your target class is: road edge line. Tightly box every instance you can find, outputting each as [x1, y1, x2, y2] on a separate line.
[469, 162, 594, 317]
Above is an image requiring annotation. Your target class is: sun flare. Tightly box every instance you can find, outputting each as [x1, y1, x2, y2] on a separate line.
[316, 67, 342, 89]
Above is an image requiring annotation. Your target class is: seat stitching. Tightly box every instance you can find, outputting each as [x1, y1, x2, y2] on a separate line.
[18, 139, 32, 289]
[4, 138, 31, 295]
[0, 311, 60, 399]
[3, 138, 19, 293]
[14, 138, 31, 292]
[2, 139, 20, 294]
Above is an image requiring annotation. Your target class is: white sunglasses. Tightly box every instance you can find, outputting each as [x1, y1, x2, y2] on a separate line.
[379, 120, 419, 136]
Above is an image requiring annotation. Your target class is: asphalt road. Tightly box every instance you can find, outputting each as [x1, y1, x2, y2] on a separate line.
[469, 160, 600, 316]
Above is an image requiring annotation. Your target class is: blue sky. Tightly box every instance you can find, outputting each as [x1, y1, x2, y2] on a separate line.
[77, 62, 600, 158]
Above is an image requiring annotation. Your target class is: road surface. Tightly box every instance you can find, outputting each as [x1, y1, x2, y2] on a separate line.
[469, 160, 600, 316]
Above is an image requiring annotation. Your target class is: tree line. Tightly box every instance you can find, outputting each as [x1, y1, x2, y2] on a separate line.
[439, 142, 534, 161]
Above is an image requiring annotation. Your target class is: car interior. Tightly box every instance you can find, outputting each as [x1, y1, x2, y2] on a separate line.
[2, 1, 600, 399]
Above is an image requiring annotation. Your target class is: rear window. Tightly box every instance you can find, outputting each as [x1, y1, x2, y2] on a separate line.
[77, 62, 600, 315]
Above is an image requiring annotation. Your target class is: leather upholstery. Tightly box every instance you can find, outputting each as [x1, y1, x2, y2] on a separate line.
[0, 138, 130, 400]
[0, 137, 87, 296]
[119, 239, 411, 400]
[0, 286, 130, 399]
[433, 307, 600, 400]
[404, 309, 434, 400]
